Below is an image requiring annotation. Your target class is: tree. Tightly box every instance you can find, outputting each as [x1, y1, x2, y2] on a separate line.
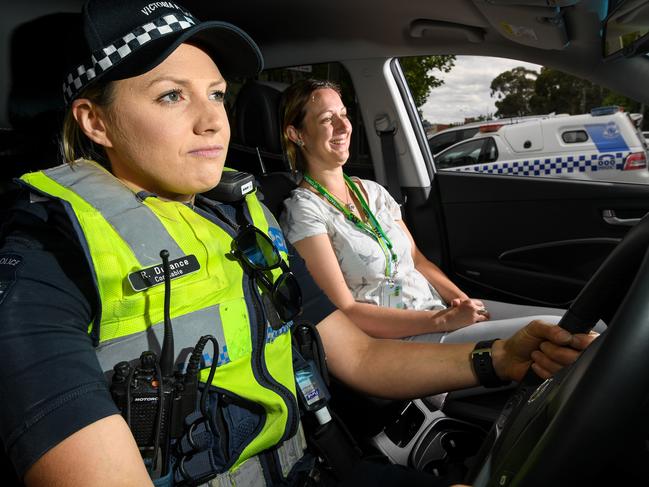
[530, 67, 605, 114]
[400, 55, 456, 111]
[489, 66, 644, 120]
[488, 65, 648, 129]
[601, 91, 642, 113]
[489, 66, 538, 117]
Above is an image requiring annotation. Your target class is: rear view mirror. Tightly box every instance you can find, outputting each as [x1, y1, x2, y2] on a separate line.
[604, 0, 649, 59]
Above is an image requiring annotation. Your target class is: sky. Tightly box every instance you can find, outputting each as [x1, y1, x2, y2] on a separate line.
[421, 55, 542, 125]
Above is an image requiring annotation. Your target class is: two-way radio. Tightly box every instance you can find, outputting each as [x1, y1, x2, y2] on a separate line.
[110, 250, 213, 475]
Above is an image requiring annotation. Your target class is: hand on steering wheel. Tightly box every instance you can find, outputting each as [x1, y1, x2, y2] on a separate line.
[467, 213, 649, 486]
[494, 321, 598, 382]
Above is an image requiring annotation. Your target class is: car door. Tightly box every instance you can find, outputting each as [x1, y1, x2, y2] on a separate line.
[421, 171, 649, 308]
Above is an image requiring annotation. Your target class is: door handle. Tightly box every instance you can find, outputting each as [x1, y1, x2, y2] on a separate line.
[602, 209, 641, 226]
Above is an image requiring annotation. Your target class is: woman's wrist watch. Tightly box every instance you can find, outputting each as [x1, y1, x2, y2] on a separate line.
[471, 339, 512, 388]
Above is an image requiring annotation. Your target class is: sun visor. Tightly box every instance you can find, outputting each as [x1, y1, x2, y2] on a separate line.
[472, 0, 570, 50]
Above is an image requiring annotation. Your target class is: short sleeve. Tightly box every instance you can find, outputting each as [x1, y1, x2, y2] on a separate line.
[280, 190, 329, 245]
[0, 193, 117, 478]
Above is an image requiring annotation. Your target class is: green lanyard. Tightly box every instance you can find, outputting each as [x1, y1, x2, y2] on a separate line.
[303, 173, 398, 278]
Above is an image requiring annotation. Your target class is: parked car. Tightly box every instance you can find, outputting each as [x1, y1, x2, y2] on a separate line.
[3, 1, 649, 486]
[427, 113, 566, 155]
[435, 107, 649, 184]
[428, 123, 482, 155]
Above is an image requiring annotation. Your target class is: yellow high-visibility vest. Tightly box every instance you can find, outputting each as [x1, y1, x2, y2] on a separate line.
[20, 160, 299, 478]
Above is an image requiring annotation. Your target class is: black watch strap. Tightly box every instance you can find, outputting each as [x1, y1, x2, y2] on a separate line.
[471, 339, 511, 388]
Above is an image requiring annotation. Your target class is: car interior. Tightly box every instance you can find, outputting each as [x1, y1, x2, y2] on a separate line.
[4, 0, 649, 485]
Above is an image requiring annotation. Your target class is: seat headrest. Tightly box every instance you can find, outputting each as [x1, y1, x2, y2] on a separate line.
[235, 81, 287, 155]
[2, 13, 79, 178]
[8, 13, 79, 130]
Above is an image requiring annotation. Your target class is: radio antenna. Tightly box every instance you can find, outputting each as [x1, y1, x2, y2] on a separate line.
[159, 249, 175, 378]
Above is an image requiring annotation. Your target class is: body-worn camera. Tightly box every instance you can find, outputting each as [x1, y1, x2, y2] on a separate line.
[110, 350, 198, 468]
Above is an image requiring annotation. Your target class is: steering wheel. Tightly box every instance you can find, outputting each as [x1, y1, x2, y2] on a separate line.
[467, 213, 649, 486]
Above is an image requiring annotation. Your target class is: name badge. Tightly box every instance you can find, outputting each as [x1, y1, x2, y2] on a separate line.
[380, 278, 404, 309]
[128, 254, 200, 292]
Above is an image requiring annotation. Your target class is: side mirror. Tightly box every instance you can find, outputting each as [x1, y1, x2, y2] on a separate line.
[603, 0, 649, 60]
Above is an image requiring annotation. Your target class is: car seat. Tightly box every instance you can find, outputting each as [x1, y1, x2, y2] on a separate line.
[228, 80, 300, 219]
[1, 13, 79, 232]
[2, 13, 78, 173]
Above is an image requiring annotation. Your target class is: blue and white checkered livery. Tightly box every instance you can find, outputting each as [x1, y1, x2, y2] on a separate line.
[63, 13, 197, 104]
[436, 110, 649, 184]
[461, 152, 626, 176]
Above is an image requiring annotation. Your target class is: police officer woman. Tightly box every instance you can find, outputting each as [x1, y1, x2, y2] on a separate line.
[0, 1, 595, 486]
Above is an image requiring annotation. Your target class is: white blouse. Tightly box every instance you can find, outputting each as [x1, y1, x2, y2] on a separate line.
[280, 178, 445, 311]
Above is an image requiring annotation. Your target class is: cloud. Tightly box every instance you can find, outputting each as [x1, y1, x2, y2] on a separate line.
[421, 56, 542, 124]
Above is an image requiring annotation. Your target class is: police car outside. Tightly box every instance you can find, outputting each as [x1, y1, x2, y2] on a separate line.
[434, 106, 649, 184]
[427, 113, 564, 156]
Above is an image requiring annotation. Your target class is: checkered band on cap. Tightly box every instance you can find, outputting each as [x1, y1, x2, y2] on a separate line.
[63, 13, 197, 103]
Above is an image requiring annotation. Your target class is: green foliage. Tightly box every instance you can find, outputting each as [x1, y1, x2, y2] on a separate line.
[601, 91, 641, 113]
[530, 67, 605, 114]
[490, 67, 538, 117]
[490, 66, 645, 124]
[400, 55, 456, 109]
[474, 113, 493, 121]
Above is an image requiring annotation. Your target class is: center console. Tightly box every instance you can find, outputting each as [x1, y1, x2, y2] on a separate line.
[371, 398, 486, 477]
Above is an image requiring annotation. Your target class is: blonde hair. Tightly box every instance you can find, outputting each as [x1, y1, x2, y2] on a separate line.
[280, 79, 341, 173]
[60, 81, 116, 166]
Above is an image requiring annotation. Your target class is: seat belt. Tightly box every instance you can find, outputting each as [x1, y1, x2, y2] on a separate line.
[375, 114, 406, 206]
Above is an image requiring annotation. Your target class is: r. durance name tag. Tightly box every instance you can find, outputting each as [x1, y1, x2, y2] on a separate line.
[128, 254, 200, 292]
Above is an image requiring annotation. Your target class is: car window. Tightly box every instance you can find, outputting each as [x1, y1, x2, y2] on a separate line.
[435, 138, 489, 169]
[562, 130, 589, 143]
[459, 128, 480, 140]
[405, 55, 649, 185]
[428, 131, 459, 155]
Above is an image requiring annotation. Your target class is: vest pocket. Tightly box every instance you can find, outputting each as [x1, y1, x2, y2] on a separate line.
[174, 387, 266, 484]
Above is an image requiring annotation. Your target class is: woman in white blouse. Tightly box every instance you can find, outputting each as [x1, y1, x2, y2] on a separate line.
[279, 79, 561, 342]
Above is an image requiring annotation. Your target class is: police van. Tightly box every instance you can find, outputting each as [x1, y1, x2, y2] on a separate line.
[434, 106, 649, 184]
[427, 113, 566, 155]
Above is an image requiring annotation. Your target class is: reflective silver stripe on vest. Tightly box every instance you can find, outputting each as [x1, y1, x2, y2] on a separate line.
[44, 162, 184, 265]
[96, 305, 227, 373]
[277, 423, 307, 478]
[203, 426, 307, 487]
[258, 203, 280, 230]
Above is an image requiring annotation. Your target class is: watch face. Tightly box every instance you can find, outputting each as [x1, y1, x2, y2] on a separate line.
[472, 340, 507, 388]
